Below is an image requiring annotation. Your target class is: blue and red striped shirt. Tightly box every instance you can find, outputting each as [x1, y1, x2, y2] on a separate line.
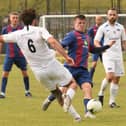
[61, 30, 93, 68]
[1, 25, 24, 57]
[88, 25, 104, 46]
[87, 25, 98, 46]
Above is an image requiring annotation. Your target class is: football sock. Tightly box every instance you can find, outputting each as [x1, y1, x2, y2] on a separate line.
[98, 78, 109, 96]
[83, 98, 90, 113]
[68, 105, 80, 119]
[89, 67, 95, 80]
[51, 88, 63, 106]
[109, 83, 119, 104]
[1, 77, 8, 94]
[48, 88, 75, 102]
[23, 77, 30, 91]
[48, 94, 56, 101]
[66, 88, 75, 100]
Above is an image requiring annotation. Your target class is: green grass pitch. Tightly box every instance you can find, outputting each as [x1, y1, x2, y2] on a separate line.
[0, 59, 126, 126]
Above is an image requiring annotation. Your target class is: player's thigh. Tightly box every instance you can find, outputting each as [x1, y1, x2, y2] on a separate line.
[3, 57, 13, 71]
[35, 59, 72, 91]
[49, 59, 72, 87]
[115, 60, 125, 76]
[14, 57, 27, 70]
[92, 54, 99, 61]
[103, 59, 115, 73]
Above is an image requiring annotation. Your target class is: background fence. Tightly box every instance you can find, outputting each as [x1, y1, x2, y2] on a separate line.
[39, 14, 126, 40]
[0, 0, 126, 53]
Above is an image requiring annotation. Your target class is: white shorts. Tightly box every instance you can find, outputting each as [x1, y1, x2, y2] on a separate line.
[103, 58, 125, 76]
[34, 59, 72, 91]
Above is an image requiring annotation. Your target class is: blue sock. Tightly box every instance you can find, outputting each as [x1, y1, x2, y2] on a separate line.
[48, 94, 56, 101]
[1, 77, 8, 93]
[83, 98, 90, 113]
[23, 77, 30, 91]
[89, 67, 95, 80]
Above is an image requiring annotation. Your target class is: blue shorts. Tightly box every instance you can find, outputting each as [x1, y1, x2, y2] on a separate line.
[92, 53, 102, 62]
[3, 56, 27, 72]
[64, 65, 93, 87]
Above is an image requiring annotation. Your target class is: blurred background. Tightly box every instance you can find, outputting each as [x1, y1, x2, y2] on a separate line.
[0, 0, 126, 16]
[0, 0, 126, 48]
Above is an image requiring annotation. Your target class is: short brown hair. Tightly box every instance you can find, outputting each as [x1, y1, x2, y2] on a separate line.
[9, 11, 19, 16]
[74, 15, 86, 20]
[107, 8, 117, 14]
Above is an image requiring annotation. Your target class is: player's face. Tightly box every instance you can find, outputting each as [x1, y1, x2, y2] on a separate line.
[95, 16, 103, 26]
[107, 10, 118, 24]
[74, 18, 86, 32]
[9, 14, 19, 26]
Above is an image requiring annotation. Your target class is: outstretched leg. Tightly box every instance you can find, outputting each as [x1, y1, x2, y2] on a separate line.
[51, 87, 63, 106]
[98, 78, 109, 106]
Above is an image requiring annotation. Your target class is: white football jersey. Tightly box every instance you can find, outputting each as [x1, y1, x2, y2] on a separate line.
[3, 26, 55, 72]
[94, 21, 126, 60]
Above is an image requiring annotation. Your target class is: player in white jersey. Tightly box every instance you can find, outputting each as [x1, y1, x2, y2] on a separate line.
[94, 8, 126, 108]
[0, 9, 81, 121]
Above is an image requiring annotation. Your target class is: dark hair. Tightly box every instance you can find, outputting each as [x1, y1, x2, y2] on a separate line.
[74, 15, 86, 20]
[107, 8, 117, 13]
[21, 8, 36, 25]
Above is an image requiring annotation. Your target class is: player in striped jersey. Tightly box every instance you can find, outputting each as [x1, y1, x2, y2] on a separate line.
[88, 15, 103, 82]
[42, 15, 115, 118]
[0, 12, 32, 98]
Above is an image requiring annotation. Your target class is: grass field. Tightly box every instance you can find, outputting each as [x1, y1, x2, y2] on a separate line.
[0, 59, 126, 126]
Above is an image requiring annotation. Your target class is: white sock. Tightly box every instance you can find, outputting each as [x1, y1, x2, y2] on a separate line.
[25, 90, 30, 93]
[66, 88, 75, 100]
[68, 105, 80, 119]
[109, 83, 119, 104]
[98, 78, 109, 96]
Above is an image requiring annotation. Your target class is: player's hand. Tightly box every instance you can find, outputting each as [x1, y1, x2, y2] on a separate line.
[109, 40, 116, 47]
[65, 56, 75, 66]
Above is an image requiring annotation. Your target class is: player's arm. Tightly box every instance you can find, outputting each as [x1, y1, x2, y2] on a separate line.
[121, 27, 126, 50]
[47, 37, 74, 65]
[122, 40, 126, 50]
[0, 43, 3, 54]
[94, 40, 101, 47]
[0, 36, 4, 63]
[90, 41, 115, 54]
[0, 33, 17, 63]
[0, 35, 5, 43]
[94, 25, 105, 47]
[0, 31, 17, 43]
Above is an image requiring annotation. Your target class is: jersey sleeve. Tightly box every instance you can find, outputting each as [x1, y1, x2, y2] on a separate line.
[87, 27, 95, 46]
[61, 32, 75, 48]
[40, 27, 53, 41]
[94, 26, 104, 42]
[121, 26, 126, 41]
[87, 27, 93, 37]
[1, 27, 7, 35]
[2, 31, 18, 43]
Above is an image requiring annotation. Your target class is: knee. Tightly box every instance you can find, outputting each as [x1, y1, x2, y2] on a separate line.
[106, 74, 114, 83]
[67, 79, 78, 90]
[22, 70, 28, 77]
[70, 82, 78, 90]
[2, 71, 9, 77]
